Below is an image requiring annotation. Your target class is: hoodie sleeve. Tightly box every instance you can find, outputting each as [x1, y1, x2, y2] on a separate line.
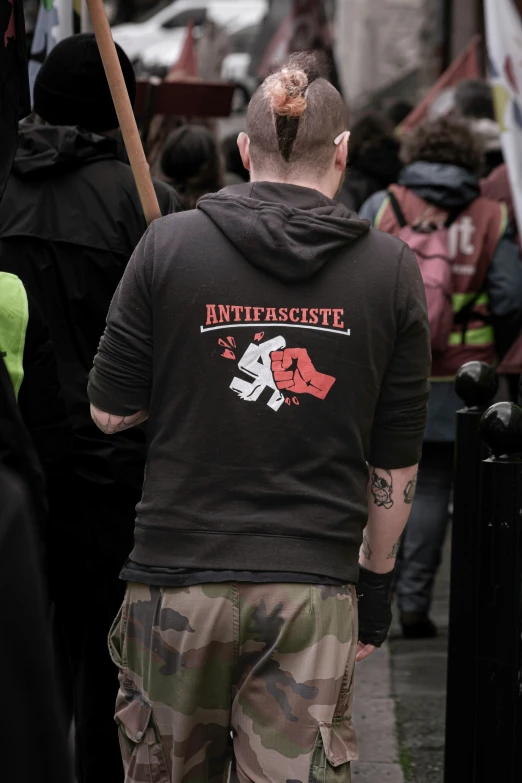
[369, 245, 431, 468]
[88, 225, 155, 416]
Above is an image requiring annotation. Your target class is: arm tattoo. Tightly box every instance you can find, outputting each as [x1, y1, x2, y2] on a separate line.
[387, 534, 403, 560]
[91, 408, 147, 435]
[404, 473, 418, 504]
[362, 534, 372, 560]
[371, 468, 394, 509]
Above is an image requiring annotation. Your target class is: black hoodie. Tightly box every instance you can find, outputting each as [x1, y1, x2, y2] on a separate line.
[0, 125, 180, 498]
[89, 182, 430, 582]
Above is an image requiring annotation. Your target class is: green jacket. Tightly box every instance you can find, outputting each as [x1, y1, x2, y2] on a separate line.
[0, 272, 28, 398]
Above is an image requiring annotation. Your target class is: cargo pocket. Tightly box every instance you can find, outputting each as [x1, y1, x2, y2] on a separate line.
[309, 719, 358, 783]
[108, 585, 133, 671]
[115, 685, 170, 783]
[108, 604, 125, 669]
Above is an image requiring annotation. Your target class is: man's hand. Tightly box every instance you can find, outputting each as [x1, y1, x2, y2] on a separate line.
[90, 404, 148, 434]
[270, 348, 336, 400]
[356, 641, 378, 663]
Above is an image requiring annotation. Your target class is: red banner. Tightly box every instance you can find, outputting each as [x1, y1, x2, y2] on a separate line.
[398, 36, 481, 135]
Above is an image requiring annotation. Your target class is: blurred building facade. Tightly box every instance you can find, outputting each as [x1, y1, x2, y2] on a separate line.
[335, 0, 489, 111]
[335, 0, 447, 109]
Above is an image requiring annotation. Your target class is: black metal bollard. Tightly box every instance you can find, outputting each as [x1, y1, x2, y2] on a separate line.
[444, 362, 498, 783]
[472, 403, 522, 782]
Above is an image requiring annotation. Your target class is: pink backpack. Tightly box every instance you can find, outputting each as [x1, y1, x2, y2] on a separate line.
[388, 190, 462, 355]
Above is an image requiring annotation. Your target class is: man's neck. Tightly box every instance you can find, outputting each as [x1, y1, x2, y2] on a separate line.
[249, 174, 335, 200]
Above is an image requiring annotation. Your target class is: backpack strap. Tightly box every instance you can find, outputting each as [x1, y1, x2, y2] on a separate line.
[444, 206, 466, 228]
[387, 190, 407, 228]
[453, 288, 487, 324]
[388, 187, 466, 229]
[453, 284, 490, 345]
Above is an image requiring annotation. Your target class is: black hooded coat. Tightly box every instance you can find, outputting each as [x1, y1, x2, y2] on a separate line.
[0, 124, 180, 506]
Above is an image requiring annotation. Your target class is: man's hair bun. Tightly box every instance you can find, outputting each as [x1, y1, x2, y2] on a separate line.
[265, 68, 309, 118]
[263, 51, 326, 119]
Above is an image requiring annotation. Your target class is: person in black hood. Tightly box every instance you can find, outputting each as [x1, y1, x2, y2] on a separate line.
[88, 51, 430, 781]
[338, 111, 403, 212]
[0, 33, 180, 783]
[360, 116, 522, 639]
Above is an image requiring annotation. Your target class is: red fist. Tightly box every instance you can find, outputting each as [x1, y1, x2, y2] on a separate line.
[270, 348, 336, 400]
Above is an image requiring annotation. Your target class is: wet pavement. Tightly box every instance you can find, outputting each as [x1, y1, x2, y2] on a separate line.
[390, 534, 450, 783]
[353, 642, 404, 782]
[353, 533, 450, 783]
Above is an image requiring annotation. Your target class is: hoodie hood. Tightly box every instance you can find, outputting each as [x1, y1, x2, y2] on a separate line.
[399, 161, 480, 209]
[197, 181, 370, 283]
[13, 124, 118, 180]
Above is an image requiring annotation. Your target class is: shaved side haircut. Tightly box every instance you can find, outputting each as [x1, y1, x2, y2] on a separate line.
[247, 52, 348, 180]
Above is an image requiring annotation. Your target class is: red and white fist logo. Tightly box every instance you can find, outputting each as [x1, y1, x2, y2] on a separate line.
[270, 348, 336, 400]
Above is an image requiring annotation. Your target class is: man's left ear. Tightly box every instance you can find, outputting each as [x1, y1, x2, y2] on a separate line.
[237, 132, 251, 171]
[334, 131, 350, 171]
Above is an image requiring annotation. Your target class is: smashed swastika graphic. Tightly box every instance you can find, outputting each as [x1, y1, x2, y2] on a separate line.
[221, 334, 336, 412]
[230, 336, 286, 411]
[270, 347, 336, 400]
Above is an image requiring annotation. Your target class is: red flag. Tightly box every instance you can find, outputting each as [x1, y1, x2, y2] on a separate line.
[169, 20, 198, 78]
[0, 0, 30, 199]
[398, 36, 481, 135]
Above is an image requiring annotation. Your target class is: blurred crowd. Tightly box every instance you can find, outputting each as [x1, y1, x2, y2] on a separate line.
[354, 84, 522, 638]
[1, 27, 522, 783]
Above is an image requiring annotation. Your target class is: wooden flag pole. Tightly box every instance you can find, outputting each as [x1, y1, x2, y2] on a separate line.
[85, 0, 161, 225]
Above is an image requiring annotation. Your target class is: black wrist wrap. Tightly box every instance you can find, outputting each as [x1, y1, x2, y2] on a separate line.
[356, 566, 394, 647]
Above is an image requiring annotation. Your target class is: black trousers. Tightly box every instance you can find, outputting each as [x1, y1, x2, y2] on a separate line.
[50, 483, 139, 783]
[395, 442, 454, 614]
[74, 556, 126, 783]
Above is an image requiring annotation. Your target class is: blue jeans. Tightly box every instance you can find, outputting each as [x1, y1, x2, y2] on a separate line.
[395, 442, 454, 614]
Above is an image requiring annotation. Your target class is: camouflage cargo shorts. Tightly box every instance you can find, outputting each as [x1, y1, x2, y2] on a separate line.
[108, 582, 359, 783]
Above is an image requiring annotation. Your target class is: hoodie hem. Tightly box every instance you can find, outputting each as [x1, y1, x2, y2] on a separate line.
[131, 527, 361, 583]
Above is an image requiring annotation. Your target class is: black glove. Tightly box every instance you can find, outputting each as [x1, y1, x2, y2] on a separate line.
[356, 566, 394, 647]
